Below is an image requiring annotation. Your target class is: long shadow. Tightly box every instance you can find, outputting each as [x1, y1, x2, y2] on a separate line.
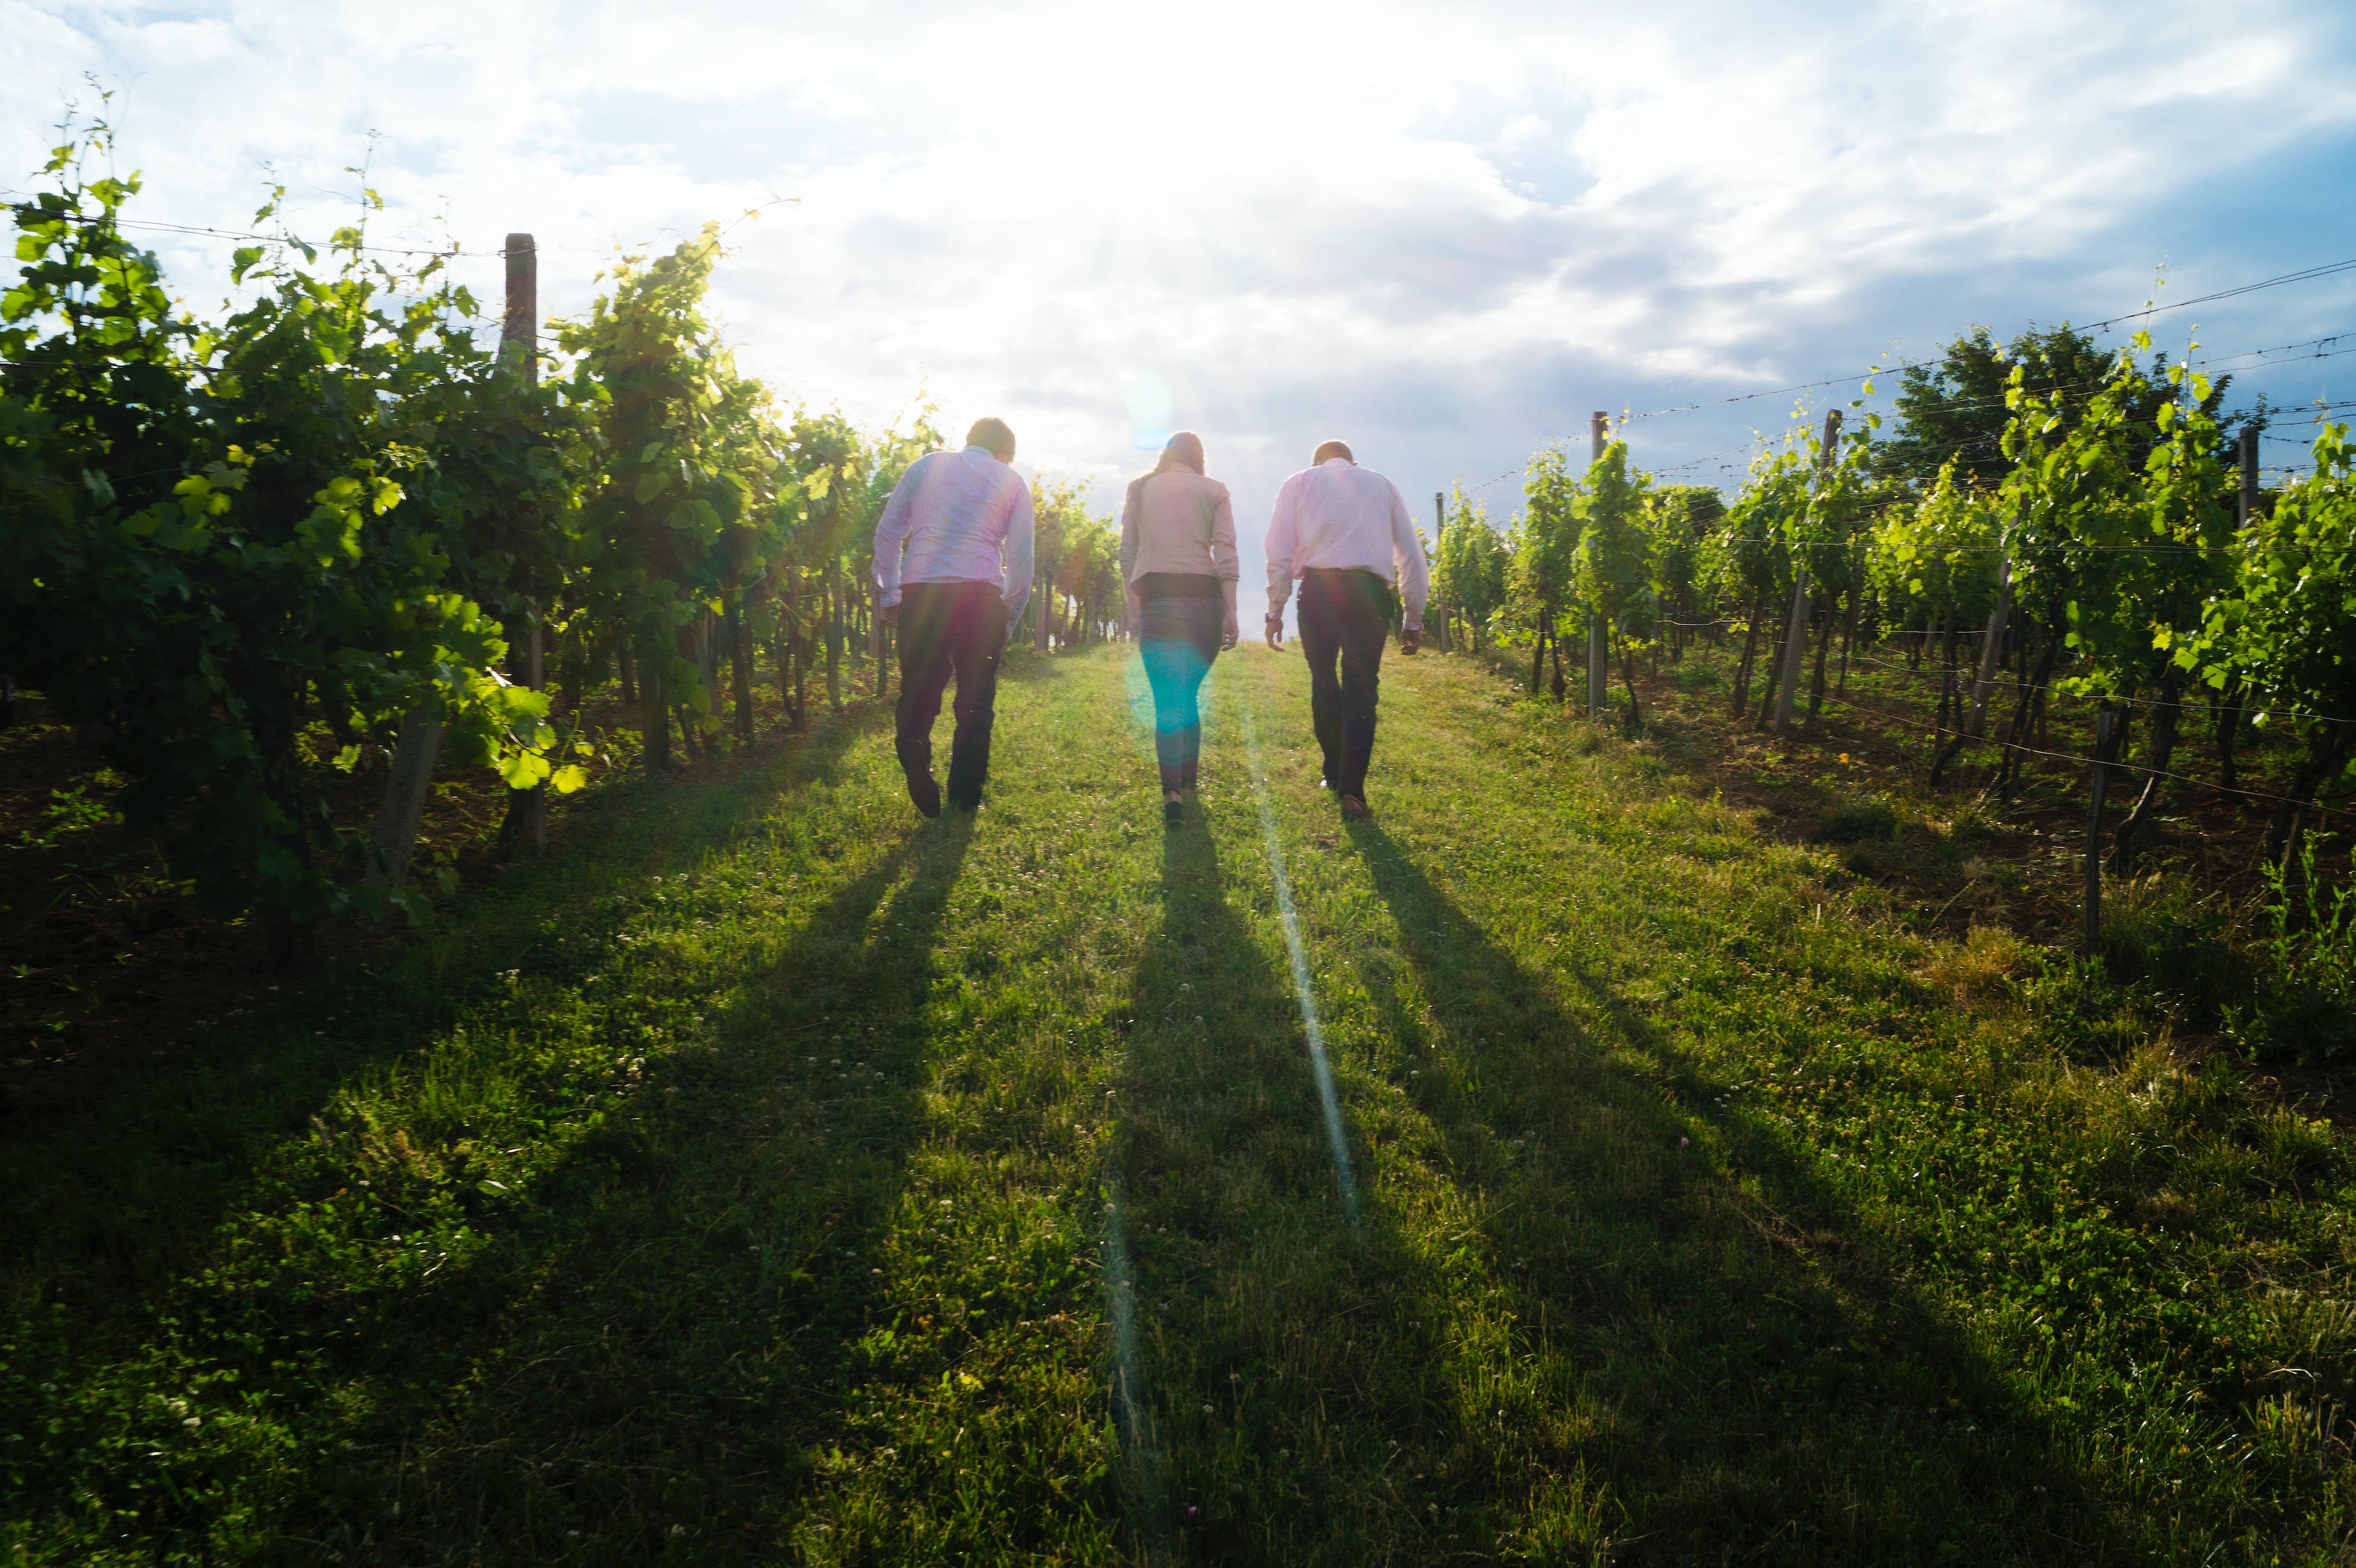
[1112, 814, 1505, 1563]
[1340, 817, 2135, 1563]
[0, 704, 890, 1296]
[279, 812, 978, 1560]
[0, 705, 935, 1560]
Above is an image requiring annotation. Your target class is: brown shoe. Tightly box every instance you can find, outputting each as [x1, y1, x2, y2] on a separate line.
[1338, 793, 1372, 822]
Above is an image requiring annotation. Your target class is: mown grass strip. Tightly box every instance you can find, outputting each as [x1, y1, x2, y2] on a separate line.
[1, 644, 2349, 1565]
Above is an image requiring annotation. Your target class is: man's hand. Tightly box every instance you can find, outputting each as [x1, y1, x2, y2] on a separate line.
[1264, 613, 1285, 649]
[880, 602, 899, 627]
[1400, 627, 1421, 656]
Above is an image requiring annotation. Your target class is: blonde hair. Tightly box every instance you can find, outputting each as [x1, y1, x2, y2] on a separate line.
[1152, 431, 1205, 476]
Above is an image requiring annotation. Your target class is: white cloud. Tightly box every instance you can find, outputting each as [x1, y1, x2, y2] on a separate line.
[6, 0, 2353, 545]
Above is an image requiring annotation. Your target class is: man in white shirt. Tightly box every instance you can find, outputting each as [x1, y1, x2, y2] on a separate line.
[1264, 439, 1430, 822]
[873, 417, 1036, 817]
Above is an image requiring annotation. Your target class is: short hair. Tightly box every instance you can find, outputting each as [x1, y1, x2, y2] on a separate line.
[965, 417, 1016, 457]
[1312, 439, 1354, 465]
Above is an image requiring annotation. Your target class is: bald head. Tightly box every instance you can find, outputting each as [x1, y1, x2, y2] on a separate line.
[1312, 439, 1354, 466]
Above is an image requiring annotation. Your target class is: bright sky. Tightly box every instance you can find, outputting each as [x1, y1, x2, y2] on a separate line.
[8, 1, 2356, 576]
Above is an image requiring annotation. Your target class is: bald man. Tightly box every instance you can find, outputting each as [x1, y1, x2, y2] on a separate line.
[1262, 439, 1430, 821]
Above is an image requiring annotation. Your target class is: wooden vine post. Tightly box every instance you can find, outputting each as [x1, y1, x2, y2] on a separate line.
[2240, 425, 2259, 524]
[365, 707, 442, 889]
[1586, 412, 1608, 718]
[1774, 408, 1841, 734]
[504, 233, 547, 853]
[372, 231, 540, 884]
[1432, 491, 1448, 653]
[1966, 552, 2012, 739]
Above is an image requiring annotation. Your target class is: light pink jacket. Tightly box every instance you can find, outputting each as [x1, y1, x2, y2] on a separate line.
[1119, 468, 1240, 586]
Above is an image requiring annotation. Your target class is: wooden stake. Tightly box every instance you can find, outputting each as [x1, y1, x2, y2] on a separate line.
[1432, 491, 1448, 653]
[505, 233, 546, 851]
[1966, 553, 2012, 737]
[1775, 409, 1841, 735]
[370, 229, 542, 882]
[365, 710, 443, 888]
[2240, 424, 2259, 526]
[503, 233, 537, 378]
[1588, 412, 1608, 718]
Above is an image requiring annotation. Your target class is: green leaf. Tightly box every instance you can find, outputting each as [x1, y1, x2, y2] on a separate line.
[497, 750, 551, 789]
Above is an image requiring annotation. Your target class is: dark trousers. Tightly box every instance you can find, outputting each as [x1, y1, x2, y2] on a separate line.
[1296, 569, 1393, 799]
[1138, 588, 1223, 790]
[895, 580, 1006, 807]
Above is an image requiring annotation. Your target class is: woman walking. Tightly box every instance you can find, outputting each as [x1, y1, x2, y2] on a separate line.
[1122, 431, 1239, 825]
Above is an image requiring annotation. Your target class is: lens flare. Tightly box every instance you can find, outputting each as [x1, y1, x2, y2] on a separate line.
[1100, 1175, 1163, 1519]
[1126, 371, 1175, 451]
[1238, 700, 1363, 1229]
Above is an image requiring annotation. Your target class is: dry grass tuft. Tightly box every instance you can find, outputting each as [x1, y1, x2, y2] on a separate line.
[1920, 923, 2029, 1009]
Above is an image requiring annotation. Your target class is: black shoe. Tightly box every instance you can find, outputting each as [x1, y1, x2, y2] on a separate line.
[906, 771, 941, 819]
[1163, 797, 1184, 827]
[947, 791, 983, 813]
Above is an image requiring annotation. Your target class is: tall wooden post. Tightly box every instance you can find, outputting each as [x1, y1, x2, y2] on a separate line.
[505, 233, 546, 852]
[1775, 408, 1841, 735]
[370, 232, 546, 884]
[1431, 491, 1448, 653]
[365, 709, 443, 889]
[503, 233, 537, 366]
[1587, 412, 1608, 718]
[2239, 425, 2259, 525]
[1966, 553, 2012, 737]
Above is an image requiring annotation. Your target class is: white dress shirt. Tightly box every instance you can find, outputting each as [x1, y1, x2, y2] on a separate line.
[1263, 458, 1430, 629]
[871, 445, 1036, 626]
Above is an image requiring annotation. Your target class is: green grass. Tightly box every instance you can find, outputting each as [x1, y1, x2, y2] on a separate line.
[3, 644, 2353, 1564]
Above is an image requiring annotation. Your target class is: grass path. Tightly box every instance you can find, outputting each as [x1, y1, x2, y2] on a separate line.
[3, 644, 2350, 1564]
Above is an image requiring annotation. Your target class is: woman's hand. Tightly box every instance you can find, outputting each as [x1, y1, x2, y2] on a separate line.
[1126, 589, 1144, 636]
[1221, 606, 1240, 651]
